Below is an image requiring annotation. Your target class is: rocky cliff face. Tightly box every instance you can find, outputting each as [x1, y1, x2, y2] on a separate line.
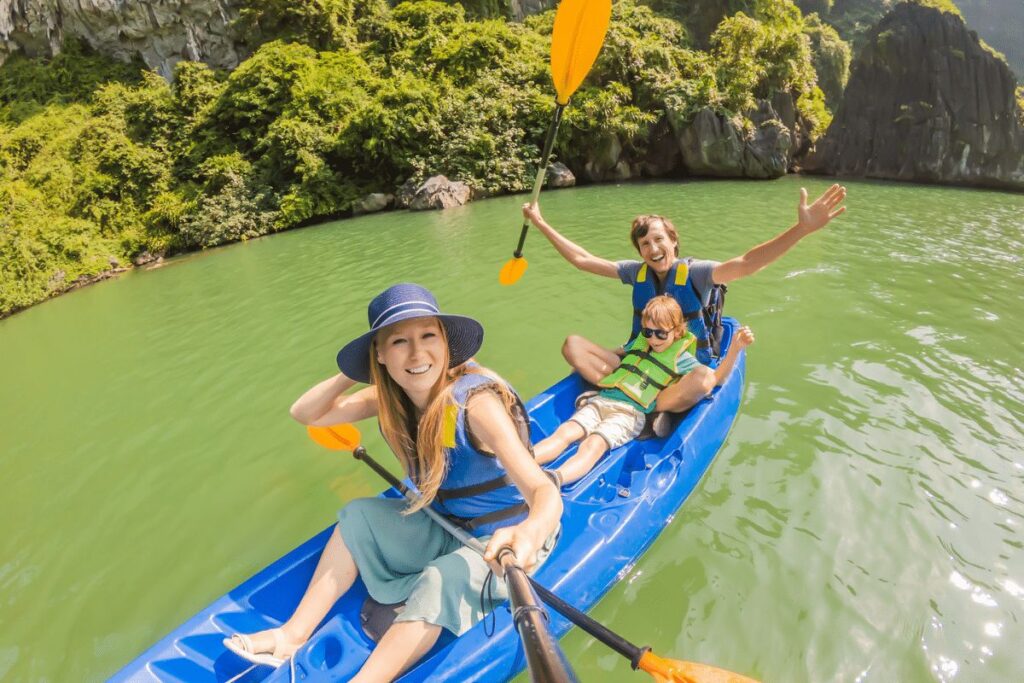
[0, 0, 247, 77]
[804, 3, 1024, 191]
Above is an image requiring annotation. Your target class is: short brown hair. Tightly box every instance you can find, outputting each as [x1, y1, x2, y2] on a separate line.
[630, 215, 679, 257]
[641, 295, 685, 337]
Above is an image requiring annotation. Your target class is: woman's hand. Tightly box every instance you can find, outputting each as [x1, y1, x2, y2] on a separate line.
[522, 202, 543, 227]
[483, 522, 546, 576]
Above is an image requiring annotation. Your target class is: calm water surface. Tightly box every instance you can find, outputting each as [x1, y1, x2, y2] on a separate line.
[1, 177, 1022, 682]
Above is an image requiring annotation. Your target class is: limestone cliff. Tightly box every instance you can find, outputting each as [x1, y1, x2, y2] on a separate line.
[0, 0, 247, 77]
[804, 3, 1024, 191]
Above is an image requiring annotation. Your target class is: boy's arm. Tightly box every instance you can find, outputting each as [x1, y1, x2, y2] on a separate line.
[712, 185, 846, 285]
[522, 203, 619, 279]
[714, 327, 755, 385]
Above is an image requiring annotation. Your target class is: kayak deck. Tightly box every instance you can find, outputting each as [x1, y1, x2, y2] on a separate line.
[111, 319, 744, 682]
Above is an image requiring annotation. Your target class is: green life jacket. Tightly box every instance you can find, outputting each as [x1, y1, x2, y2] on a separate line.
[597, 333, 696, 409]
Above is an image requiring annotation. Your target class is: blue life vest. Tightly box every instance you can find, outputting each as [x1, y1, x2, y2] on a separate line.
[430, 372, 531, 538]
[630, 258, 713, 364]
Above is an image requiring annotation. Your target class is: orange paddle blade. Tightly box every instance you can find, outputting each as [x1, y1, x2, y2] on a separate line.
[637, 651, 760, 683]
[307, 424, 361, 451]
[499, 256, 528, 285]
[550, 0, 613, 105]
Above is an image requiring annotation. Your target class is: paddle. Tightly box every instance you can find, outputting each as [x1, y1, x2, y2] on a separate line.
[307, 424, 577, 683]
[307, 424, 760, 683]
[498, 0, 612, 286]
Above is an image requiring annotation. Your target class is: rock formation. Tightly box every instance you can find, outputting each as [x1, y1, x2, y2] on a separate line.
[0, 0, 248, 77]
[804, 3, 1024, 190]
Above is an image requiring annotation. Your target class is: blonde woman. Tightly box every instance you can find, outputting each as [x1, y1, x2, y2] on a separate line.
[225, 283, 562, 682]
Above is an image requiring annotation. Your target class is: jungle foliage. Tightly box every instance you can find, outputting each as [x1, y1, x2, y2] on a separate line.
[1, 0, 836, 317]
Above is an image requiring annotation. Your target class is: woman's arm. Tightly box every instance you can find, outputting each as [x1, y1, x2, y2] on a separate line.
[466, 391, 563, 573]
[521, 203, 619, 279]
[712, 185, 846, 285]
[289, 372, 379, 426]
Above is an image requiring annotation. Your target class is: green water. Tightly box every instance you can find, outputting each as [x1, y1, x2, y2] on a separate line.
[1, 177, 1022, 682]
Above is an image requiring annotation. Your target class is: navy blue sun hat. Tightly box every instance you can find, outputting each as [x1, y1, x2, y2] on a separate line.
[336, 283, 484, 383]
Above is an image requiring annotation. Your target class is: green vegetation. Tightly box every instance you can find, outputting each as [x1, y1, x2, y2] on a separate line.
[1, 0, 837, 317]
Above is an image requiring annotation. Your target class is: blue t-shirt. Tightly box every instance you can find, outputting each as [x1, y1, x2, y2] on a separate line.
[615, 258, 719, 308]
[599, 348, 701, 414]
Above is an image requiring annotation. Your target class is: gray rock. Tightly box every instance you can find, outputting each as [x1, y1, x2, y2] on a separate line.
[508, 0, 556, 22]
[352, 193, 393, 215]
[132, 250, 163, 266]
[394, 179, 419, 210]
[670, 104, 793, 179]
[407, 175, 472, 211]
[804, 3, 1024, 190]
[0, 0, 248, 77]
[546, 162, 575, 188]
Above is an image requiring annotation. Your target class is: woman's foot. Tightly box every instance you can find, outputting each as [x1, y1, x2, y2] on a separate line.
[223, 626, 306, 667]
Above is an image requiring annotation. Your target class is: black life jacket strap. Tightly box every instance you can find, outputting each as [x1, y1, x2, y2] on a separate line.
[695, 338, 711, 349]
[615, 362, 671, 391]
[629, 349, 677, 377]
[436, 473, 514, 502]
[449, 502, 530, 532]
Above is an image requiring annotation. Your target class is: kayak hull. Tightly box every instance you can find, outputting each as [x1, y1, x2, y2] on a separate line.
[111, 319, 745, 683]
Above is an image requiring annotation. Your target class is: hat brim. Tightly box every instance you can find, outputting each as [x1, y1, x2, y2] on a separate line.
[336, 313, 484, 384]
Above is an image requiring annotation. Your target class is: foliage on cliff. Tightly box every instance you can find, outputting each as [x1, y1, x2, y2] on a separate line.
[1, 0, 833, 317]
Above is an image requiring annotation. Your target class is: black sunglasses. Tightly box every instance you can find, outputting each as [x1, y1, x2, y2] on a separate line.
[640, 327, 671, 340]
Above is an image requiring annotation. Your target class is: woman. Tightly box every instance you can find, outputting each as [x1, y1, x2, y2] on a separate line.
[224, 283, 562, 682]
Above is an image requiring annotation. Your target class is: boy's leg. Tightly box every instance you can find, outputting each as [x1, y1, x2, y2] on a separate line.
[534, 420, 586, 465]
[556, 434, 611, 486]
[562, 335, 622, 385]
[655, 366, 716, 413]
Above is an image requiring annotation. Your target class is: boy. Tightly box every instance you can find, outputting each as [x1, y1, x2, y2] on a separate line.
[535, 295, 754, 486]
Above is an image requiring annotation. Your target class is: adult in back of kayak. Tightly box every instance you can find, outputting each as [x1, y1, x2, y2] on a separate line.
[224, 283, 562, 681]
[521, 184, 846, 424]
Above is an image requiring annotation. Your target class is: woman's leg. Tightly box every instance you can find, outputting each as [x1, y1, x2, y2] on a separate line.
[350, 620, 443, 683]
[241, 525, 359, 657]
[533, 420, 586, 464]
[561, 335, 622, 384]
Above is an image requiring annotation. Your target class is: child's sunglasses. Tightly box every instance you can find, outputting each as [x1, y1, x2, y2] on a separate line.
[640, 327, 671, 340]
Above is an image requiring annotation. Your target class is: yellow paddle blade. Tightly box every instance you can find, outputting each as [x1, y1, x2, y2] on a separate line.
[550, 0, 613, 105]
[307, 424, 361, 451]
[637, 651, 760, 683]
[499, 256, 528, 285]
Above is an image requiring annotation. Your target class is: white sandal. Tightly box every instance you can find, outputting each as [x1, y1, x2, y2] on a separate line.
[223, 628, 287, 667]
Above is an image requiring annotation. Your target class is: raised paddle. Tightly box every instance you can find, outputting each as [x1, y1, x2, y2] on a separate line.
[498, 0, 612, 286]
[307, 423, 760, 683]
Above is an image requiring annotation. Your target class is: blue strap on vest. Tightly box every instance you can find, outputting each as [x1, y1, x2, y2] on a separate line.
[630, 258, 713, 364]
[431, 372, 530, 538]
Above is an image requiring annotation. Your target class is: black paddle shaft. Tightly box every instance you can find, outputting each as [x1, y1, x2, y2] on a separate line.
[514, 103, 566, 258]
[350, 446, 650, 670]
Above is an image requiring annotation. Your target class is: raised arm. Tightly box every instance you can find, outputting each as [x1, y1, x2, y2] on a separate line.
[289, 372, 379, 426]
[467, 391, 563, 573]
[712, 184, 847, 285]
[521, 203, 619, 279]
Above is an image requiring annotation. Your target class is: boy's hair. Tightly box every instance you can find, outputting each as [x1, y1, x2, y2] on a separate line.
[641, 295, 685, 338]
[630, 215, 680, 257]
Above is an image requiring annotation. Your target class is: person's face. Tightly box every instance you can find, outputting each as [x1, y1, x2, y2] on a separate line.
[375, 317, 447, 406]
[636, 223, 677, 275]
[641, 317, 679, 353]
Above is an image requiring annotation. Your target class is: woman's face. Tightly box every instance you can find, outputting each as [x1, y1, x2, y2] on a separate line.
[375, 317, 447, 405]
[636, 222, 677, 275]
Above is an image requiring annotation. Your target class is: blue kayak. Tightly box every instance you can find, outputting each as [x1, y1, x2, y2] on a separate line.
[111, 318, 745, 683]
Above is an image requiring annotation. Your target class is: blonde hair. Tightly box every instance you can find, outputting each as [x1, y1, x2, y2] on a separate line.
[630, 215, 680, 257]
[641, 295, 685, 338]
[368, 320, 519, 513]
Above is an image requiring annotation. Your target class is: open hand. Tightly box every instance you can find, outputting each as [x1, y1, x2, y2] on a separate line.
[521, 202, 543, 226]
[735, 326, 755, 348]
[797, 184, 846, 233]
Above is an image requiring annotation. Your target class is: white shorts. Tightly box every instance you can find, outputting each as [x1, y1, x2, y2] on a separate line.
[569, 395, 646, 450]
